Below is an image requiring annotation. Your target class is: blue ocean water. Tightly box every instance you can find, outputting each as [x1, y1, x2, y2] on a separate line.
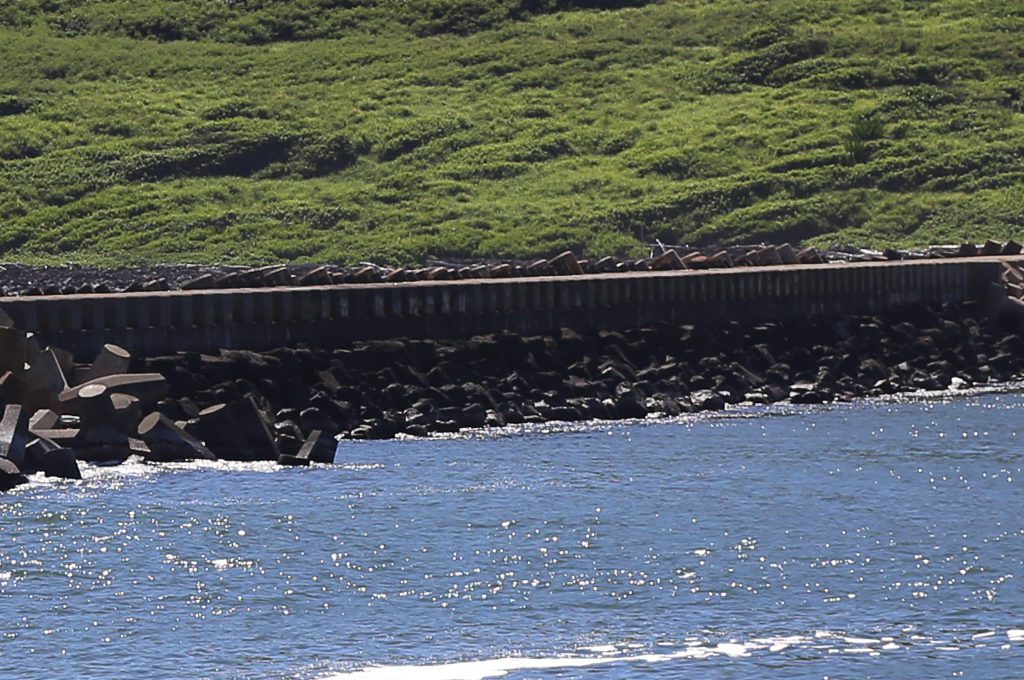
[3, 391, 1024, 679]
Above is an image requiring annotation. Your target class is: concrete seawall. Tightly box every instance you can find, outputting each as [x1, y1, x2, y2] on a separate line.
[0, 257, 1011, 358]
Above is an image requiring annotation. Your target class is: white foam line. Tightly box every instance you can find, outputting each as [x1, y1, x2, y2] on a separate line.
[325, 644, 750, 680]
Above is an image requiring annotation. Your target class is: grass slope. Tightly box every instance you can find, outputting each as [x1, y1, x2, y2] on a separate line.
[1, 0, 1023, 265]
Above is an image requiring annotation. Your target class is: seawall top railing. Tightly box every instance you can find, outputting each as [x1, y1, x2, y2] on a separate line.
[0, 256, 1017, 358]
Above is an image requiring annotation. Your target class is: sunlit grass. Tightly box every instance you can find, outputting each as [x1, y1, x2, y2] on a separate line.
[1, 0, 1023, 265]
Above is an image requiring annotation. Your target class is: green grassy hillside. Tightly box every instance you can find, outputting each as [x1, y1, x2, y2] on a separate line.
[1, 0, 1023, 265]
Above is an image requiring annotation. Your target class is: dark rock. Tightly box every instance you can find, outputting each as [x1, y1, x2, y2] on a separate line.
[0, 327, 28, 378]
[614, 390, 647, 419]
[541, 404, 585, 422]
[40, 446, 81, 480]
[0, 405, 31, 470]
[403, 424, 431, 437]
[458, 404, 488, 428]
[691, 390, 725, 411]
[196, 397, 278, 461]
[22, 348, 68, 412]
[298, 406, 339, 436]
[138, 413, 216, 462]
[275, 432, 303, 456]
[298, 429, 337, 464]
[0, 457, 27, 491]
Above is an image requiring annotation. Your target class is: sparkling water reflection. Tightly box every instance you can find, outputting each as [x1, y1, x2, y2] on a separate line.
[3, 392, 1024, 678]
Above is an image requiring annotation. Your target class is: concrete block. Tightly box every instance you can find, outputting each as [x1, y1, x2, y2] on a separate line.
[181, 274, 217, 290]
[757, 246, 783, 266]
[650, 249, 686, 271]
[958, 243, 978, 257]
[79, 344, 131, 385]
[708, 251, 733, 268]
[196, 397, 279, 461]
[23, 435, 81, 479]
[0, 457, 27, 491]
[28, 428, 80, 446]
[298, 429, 337, 464]
[72, 384, 128, 446]
[40, 447, 81, 480]
[49, 347, 74, 376]
[25, 333, 42, 364]
[279, 429, 336, 466]
[0, 327, 27, 377]
[298, 266, 332, 286]
[796, 247, 824, 264]
[776, 243, 799, 265]
[0, 404, 30, 470]
[29, 409, 59, 431]
[0, 370, 25, 405]
[981, 240, 1003, 256]
[138, 413, 216, 462]
[111, 393, 142, 433]
[22, 348, 68, 412]
[60, 373, 168, 412]
[527, 259, 552, 275]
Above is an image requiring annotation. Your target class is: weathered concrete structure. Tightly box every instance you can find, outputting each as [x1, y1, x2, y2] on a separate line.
[0, 257, 1012, 358]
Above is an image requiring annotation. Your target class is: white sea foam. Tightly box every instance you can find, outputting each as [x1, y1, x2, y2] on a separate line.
[324, 644, 753, 680]
[324, 626, 1024, 680]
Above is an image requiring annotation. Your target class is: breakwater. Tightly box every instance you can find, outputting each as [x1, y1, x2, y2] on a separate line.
[3, 255, 1024, 490]
[0, 257, 1012, 358]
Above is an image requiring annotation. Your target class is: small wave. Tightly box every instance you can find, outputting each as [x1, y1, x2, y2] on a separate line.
[322, 645, 744, 680]
[325, 627, 1024, 680]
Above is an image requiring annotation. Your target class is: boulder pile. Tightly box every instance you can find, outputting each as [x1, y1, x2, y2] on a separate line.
[0, 314, 335, 491]
[2, 240, 1021, 296]
[4, 297, 1024, 492]
[140, 301, 1024, 442]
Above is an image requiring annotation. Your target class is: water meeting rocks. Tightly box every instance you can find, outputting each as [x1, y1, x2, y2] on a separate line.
[138, 413, 216, 462]
[5, 285, 1024, 491]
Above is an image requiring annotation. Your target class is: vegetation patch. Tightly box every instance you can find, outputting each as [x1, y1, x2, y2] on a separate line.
[1, 1, 1023, 265]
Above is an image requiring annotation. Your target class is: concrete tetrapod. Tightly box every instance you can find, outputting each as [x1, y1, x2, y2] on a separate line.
[0, 404, 30, 470]
[25, 436, 81, 480]
[69, 384, 133, 463]
[138, 413, 216, 462]
[59, 374, 168, 413]
[0, 457, 27, 491]
[0, 327, 27, 377]
[277, 429, 336, 466]
[79, 344, 131, 385]
[22, 348, 68, 412]
[195, 397, 279, 461]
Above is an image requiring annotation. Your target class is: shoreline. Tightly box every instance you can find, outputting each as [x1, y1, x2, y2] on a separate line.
[9, 383, 1023, 492]
[5, 296, 1024, 489]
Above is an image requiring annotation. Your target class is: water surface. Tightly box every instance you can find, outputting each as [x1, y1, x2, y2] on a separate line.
[3, 392, 1024, 678]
